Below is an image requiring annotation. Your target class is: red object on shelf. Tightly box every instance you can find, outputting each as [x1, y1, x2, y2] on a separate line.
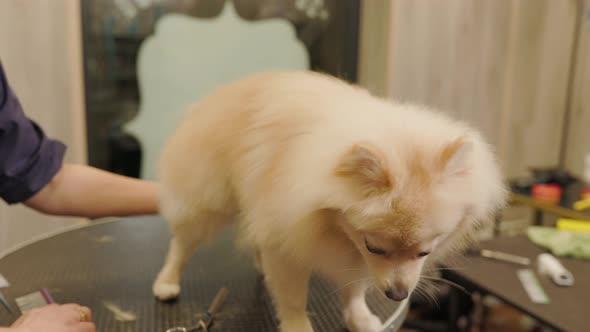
[581, 188, 590, 200]
[531, 184, 562, 204]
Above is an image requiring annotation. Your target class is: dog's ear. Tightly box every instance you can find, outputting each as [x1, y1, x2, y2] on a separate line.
[335, 143, 392, 195]
[439, 137, 472, 176]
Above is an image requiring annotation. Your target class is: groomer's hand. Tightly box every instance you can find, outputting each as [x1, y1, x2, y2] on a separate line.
[6, 304, 95, 332]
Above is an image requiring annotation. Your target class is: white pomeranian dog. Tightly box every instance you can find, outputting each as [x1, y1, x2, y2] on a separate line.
[153, 71, 506, 332]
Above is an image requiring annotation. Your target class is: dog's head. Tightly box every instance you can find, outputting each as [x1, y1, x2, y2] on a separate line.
[334, 135, 506, 301]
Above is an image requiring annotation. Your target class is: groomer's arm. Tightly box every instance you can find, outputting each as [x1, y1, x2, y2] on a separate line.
[24, 164, 159, 219]
[0, 61, 158, 219]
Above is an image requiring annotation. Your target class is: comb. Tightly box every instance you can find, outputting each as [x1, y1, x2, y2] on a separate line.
[15, 288, 55, 314]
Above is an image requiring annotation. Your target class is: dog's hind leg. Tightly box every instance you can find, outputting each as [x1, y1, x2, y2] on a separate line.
[153, 212, 228, 300]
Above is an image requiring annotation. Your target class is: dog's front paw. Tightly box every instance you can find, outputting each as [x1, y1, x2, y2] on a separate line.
[345, 310, 382, 332]
[153, 280, 180, 301]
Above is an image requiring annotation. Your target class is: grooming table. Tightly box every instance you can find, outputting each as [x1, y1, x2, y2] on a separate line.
[0, 216, 407, 331]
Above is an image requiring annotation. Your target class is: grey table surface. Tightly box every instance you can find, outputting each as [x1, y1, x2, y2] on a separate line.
[0, 216, 407, 331]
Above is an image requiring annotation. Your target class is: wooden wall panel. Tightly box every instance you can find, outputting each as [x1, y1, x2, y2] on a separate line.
[502, 0, 578, 178]
[360, 0, 578, 178]
[389, 0, 512, 148]
[564, 0, 590, 177]
[358, 0, 394, 97]
[0, 0, 87, 253]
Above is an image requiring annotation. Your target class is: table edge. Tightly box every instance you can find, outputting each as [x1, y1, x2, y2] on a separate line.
[1, 216, 410, 330]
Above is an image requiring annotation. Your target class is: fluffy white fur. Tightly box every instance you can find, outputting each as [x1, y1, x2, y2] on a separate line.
[153, 71, 507, 332]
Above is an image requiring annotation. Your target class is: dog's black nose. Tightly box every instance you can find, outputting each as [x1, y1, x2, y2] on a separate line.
[384, 288, 408, 301]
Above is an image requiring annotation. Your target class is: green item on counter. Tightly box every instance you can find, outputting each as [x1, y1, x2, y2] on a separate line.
[527, 226, 590, 259]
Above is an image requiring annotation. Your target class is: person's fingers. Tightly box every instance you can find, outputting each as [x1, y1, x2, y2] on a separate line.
[78, 306, 93, 322]
[60, 303, 90, 322]
[61, 303, 81, 310]
[10, 312, 28, 327]
[11, 304, 58, 327]
[78, 321, 97, 332]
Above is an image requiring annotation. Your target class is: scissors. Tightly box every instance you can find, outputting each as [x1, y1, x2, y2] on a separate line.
[165, 287, 229, 332]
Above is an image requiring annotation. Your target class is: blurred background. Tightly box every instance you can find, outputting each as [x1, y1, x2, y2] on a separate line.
[1, 1, 589, 331]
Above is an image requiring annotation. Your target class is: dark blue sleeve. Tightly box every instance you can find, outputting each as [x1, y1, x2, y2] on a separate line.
[0, 61, 66, 204]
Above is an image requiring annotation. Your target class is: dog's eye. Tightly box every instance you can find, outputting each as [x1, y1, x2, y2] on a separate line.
[364, 238, 386, 256]
[417, 251, 430, 258]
